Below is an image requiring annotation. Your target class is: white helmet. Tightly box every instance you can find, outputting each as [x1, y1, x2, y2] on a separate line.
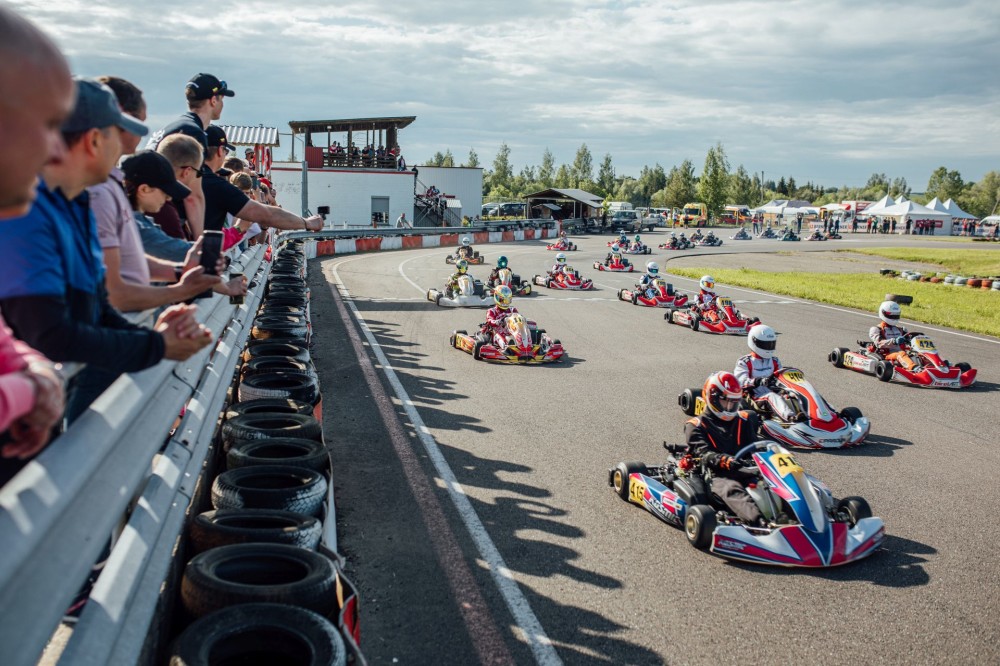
[461, 236, 471, 246]
[700, 275, 715, 291]
[879, 300, 901, 324]
[748, 324, 777, 359]
[555, 252, 567, 264]
[646, 262, 659, 275]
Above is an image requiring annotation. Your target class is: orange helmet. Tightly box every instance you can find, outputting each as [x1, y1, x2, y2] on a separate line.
[702, 371, 742, 421]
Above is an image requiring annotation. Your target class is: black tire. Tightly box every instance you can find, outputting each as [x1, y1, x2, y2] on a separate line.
[241, 357, 311, 380]
[665, 283, 675, 296]
[829, 347, 848, 368]
[227, 438, 329, 473]
[473, 341, 485, 360]
[875, 360, 893, 382]
[611, 462, 644, 501]
[225, 398, 313, 422]
[532, 328, 546, 345]
[689, 314, 700, 331]
[837, 496, 873, 526]
[678, 387, 701, 416]
[957, 362, 971, 372]
[243, 341, 310, 364]
[181, 544, 339, 619]
[238, 371, 319, 404]
[212, 465, 328, 516]
[840, 406, 863, 424]
[617, 289, 626, 301]
[222, 413, 322, 448]
[189, 509, 322, 554]
[685, 505, 717, 550]
[170, 603, 346, 666]
[631, 293, 638, 305]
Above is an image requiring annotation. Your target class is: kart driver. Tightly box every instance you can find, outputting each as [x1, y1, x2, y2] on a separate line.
[638, 262, 661, 298]
[618, 230, 628, 247]
[446, 259, 469, 297]
[735, 325, 801, 422]
[685, 371, 765, 526]
[632, 234, 643, 251]
[693, 275, 718, 312]
[869, 301, 915, 370]
[456, 236, 474, 260]
[550, 252, 568, 277]
[608, 249, 626, 267]
[487, 255, 511, 288]
[483, 285, 518, 338]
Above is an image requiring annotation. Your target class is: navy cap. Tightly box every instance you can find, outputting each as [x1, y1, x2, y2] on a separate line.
[186, 73, 234, 100]
[121, 150, 191, 201]
[206, 125, 235, 152]
[63, 77, 149, 137]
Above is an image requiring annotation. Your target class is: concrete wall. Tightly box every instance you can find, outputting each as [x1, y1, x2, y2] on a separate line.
[415, 166, 483, 220]
[270, 162, 417, 226]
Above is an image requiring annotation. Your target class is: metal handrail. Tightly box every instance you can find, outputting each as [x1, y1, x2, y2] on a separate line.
[0, 243, 272, 666]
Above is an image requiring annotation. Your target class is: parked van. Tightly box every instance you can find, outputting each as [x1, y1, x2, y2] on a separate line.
[607, 201, 633, 213]
[681, 202, 708, 226]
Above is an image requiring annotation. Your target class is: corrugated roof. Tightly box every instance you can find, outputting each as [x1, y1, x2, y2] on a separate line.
[288, 117, 416, 134]
[218, 125, 280, 146]
[524, 188, 603, 206]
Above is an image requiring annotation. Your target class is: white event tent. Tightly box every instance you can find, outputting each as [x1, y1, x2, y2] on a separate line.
[942, 198, 977, 220]
[872, 200, 951, 234]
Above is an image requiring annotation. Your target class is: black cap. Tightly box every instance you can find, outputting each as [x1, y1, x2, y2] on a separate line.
[206, 125, 235, 153]
[63, 77, 148, 137]
[186, 73, 235, 100]
[121, 150, 192, 201]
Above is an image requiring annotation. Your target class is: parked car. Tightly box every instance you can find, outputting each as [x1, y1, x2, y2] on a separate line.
[495, 202, 527, 218]
[609, 210, 641, 232]
[482, 203, 500, 217]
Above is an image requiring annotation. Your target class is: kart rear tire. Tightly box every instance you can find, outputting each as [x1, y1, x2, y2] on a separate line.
[829, 347, 849, 368]
[685, 505, 716, 550]
[664, 308, 674, 321]
[837, 497, 872, 526]
[611, 462, 644, 501]
[678, 387, 701, 416]
[618, 289, 626, 301]
[445, 256, 454, 264]
[631, 293, 638, 305]
[435, 293, 443, 306]
[689, 314, 700, 331]
[875, 360, 894, 382]
[473, 341, 485, 360]
[839, 406, 863, 424]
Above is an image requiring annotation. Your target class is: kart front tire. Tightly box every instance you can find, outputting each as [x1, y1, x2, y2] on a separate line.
[957, 362, 971, 372]
[875, 360, 893, 382]
[522, 284, 532, 296]
[685, 504, 716, 550]
[840, 406, 863, 424]
[689, 314, 700, 331]
[473, 341, 485, 360]
[837, 497, 872, 526]
[611, 462, 644, 501]
[830, 347, 849, 368]
[678, 387, 701, 416]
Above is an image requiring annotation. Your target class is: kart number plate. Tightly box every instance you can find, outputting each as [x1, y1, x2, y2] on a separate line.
[694, 397, 706, 416]
[772, 453, 802, 477]
[629, 478, 647, 503]
[914, 338, 935, 351]
[784, 371, 805, 383]
[718, 297, 733, 308]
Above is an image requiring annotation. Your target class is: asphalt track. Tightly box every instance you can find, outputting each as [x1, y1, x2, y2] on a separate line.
[311, 231, 1000, 665]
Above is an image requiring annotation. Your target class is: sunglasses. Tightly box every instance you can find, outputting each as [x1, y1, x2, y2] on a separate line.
[211, 80, 228, 95]
[180, 165, 203, 178]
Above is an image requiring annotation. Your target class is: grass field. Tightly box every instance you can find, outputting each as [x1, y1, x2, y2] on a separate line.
[842, 248, 1000, 276]
[668, 267, 1000, 337]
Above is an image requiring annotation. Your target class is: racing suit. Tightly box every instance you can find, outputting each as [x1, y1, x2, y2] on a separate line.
[638, 272, 659, 299]
[734, 353, 798, 421]
[549, 264, 567, 279]
[693, 289, 717, 313]
[487, 267, 507, 288]
[457, 246, 474, 260]
[685, 411, 763, 524]
[445, 271, 464, 297]
[483, 305, 519, 340]
[869, 321, 914, 369]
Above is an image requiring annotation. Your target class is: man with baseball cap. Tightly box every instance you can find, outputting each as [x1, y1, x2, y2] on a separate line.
[0, 77, 212, 424]
[146, 72, 234, 152]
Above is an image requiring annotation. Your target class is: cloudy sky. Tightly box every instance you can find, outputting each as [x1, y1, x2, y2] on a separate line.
[13, 0, 1000, 188]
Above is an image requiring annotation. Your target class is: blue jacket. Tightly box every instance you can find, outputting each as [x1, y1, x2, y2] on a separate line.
[0, 181, 164, 371]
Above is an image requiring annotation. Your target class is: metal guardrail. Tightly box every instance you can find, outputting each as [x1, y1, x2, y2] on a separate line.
[0, 244, 273, 666]
[282, 218, 558, 242]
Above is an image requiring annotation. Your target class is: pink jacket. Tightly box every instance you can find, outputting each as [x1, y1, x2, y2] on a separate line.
[0, 313, 44, 433]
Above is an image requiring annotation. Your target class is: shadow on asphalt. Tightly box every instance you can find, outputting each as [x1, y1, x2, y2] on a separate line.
[957, 380, 1000, 394]
[793, 433, 915, 458]
[441, 443, 664, 665]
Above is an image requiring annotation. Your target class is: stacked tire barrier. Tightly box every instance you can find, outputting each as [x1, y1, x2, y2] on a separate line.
[171, 239, 361, 665]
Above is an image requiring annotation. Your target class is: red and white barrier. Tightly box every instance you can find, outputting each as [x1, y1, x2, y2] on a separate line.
[303, 227, 558, 259]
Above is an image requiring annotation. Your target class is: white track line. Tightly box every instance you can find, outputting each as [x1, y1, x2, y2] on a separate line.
[332, 256, 562, 666]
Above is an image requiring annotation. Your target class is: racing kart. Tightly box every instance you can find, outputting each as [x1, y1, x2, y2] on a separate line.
[664, 296, 760, 334]
[532, 268, 594, 290]
[759, 227, 778, 239]
[829, 332, 977, 388]
[731, 228, 754, 240]
[618, 279, 689, 308]
[621, 242, 652, 255]
[426, 274, 493, 307]
[445, 249, 485, 264]
[658, 236, 693, 250]
[678, 368, 870, 449]
[691, 231, 723, 247]
[450, 314, 565, 364]
[608, 441, 884, 567]
[593, 256, 634, 272]
[826, 231, 842, 239]
[780, 228, 800, 241]
[486, 267, 532, 297]
[546, 239, 577, 251]
[805, 230, 827, 241]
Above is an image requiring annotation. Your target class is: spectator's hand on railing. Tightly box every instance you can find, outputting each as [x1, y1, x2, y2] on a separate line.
[1, 361, 65, 460]
[304, 215, 324, 232]
[177, 266, 222, 298]
[156, 304, 213, 360]
[215, 274, 248, 298]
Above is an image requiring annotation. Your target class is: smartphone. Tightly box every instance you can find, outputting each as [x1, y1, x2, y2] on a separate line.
[200, 230, 224, 276]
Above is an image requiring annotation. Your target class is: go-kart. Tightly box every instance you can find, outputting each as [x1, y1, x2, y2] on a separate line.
[805, 230, 827, 241]
[829, 332, 977, 388]
[826, 231, 842, 239]
[546, 239, 577, 251]
[731, 228, 754, 240]
[532, 268, 594, 290]
[593, 255, 634, 272]
[691, 231, 723, 247]
[450, 313, 565, 364]
[780, 228, 800, 241]
[678, 368, 870, 449]
[664, 297, 760, 334]
[759, 227, 779, 239]
[426, 274, 493, 307]
[486, 267, 532, 297]
[608, 441, 884, 567]
[445, 248, 485, 264]
[622, 241, 652, 255]
[658, 236, 693, 250]
[618, 279, 689, 308]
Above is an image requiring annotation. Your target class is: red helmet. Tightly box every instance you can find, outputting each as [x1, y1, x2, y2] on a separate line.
[702, 371, 742, 421]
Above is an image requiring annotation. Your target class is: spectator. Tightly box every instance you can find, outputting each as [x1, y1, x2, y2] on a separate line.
[146, 73, 234, 152]
[154, 133, 206, 242]
[0, 78, 212, 423]
[396, 211, 410, 228]
[245, 147, 257, 170]
[201, 125, 324, 233]
[0, 5, 71, 464]
[223, 156, 245, 173]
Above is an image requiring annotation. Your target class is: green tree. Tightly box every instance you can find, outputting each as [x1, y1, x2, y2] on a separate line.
[698, 142, 731, 218]
[554, 164, 572, 189]
[776, 176, 787, 195]
[488, 142, 513, 193]
[571, 143, 594, 188]
[538, 148, 555, 187]
[787, 176, 797, 196]
[441, 149, 455, 168]
[464, 148, 480, 168]
[749, 173, 763, 207]
[925, 166, 965, 202]
[613, 176, 641, 207]
[664, 160, 697, 209]
[889, 176, 910, 198]
[597, 153, 615, 197]
[636, 164, 667, 207]
[959, 171, 1000, 218]
[729, 165, 756, 207]
[427, 151, 445, 167]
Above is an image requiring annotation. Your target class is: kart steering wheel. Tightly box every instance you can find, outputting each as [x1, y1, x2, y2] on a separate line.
[733, 441, 767, 464]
